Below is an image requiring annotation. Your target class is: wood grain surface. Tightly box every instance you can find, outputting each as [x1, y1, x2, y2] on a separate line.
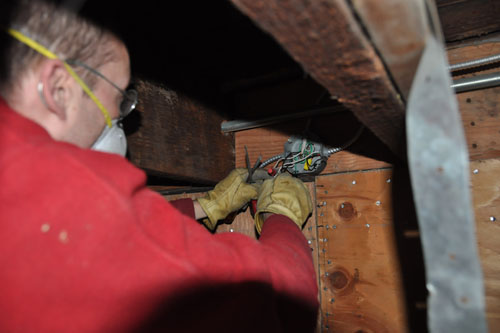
[229, 0, 406, 155]
[125, 80, 234, 184]
[470, 159, 500, 332]
[315, 169, 408, 333]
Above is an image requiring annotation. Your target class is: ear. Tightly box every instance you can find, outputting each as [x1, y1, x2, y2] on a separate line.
[38, 59, 75, 121]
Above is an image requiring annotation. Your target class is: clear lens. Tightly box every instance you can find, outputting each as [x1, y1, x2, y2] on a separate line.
[120, 89, 138, 118]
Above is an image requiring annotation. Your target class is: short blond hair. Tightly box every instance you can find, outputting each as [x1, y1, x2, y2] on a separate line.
[1, 0, 120, 95]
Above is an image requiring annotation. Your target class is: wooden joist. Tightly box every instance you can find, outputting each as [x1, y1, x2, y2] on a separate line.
[349, 0, 428, 101]
[126, 80, 234, 184]
[228, 0, 430, 155]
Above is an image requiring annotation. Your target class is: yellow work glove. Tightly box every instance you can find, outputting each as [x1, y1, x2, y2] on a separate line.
[196, 168, 259, 230]
[255, 173, 313, 233]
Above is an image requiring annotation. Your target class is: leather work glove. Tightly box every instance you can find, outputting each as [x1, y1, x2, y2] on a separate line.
[196, 168, 259, 230]
[255, 173, 313, 233]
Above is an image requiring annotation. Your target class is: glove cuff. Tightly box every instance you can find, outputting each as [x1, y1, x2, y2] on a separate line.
[196, 197, 219, 230]
[255, 204, 302, 233]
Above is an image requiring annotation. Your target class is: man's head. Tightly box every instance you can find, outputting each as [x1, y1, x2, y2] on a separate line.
[0, 0, 131, 149]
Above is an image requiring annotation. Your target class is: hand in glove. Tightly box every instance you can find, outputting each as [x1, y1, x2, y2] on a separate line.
[255, 173, 313, 233]
[196, 168, 259, 230]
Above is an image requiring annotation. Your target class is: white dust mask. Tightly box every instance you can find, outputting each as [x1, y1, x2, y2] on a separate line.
[91, 120, 127, 156]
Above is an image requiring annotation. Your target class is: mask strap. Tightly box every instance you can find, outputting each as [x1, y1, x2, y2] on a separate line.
[7, 28, 113, 128]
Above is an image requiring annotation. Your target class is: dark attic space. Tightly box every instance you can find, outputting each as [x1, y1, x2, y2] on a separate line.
[1, 0, 500, 332]
[74, 0, 397, 187]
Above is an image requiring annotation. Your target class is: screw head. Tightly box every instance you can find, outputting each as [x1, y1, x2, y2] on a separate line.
[366, 223, 371, 228]
[352, 180, 357, 185]
[386, 178, 392, 183]
[473, 169, 479, 174]
[490, 216, 496, 222]
[376, 201, 381, 206]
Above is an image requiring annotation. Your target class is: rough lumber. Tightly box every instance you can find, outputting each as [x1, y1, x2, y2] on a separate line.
[437, 0, 500, 43]
[350, 0, 428, 100]
[125, 80, 234, 184]
[315, 169, 408, 332]
[229, 0, 406, 155]
[470, 159, 500, 332]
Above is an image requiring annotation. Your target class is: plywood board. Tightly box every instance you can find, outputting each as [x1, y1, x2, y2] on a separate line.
[315, 169, 408, 332]
[459, 86, 500, 161]
[446, 42, 500, 161]
[470, 159, 500, 332]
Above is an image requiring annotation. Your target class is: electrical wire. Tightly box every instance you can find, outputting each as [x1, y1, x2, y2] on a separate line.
[260, 125, 365, 169]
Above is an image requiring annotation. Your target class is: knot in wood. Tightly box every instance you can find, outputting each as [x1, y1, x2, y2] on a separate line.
[338, 202, 355, 220]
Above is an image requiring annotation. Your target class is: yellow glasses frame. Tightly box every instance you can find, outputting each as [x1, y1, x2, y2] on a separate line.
[7, 29, 112, 127]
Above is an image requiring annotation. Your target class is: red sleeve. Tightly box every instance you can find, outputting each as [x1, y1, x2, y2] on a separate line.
[169, 198, 196, 218]
[135, 188, 319, 332]
[0, 108, 318, 333]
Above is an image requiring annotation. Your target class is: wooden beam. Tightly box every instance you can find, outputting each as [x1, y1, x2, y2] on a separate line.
[125, 80, 234, 184]
[437, 0, 500, 43]
[229, 0, 410, 155]
[349, 0, 428, 100]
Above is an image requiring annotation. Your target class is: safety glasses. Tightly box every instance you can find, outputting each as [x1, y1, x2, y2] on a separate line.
[66, 59, 137, 121]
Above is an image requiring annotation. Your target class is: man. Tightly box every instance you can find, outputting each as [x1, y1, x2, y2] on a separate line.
[0, 1, 318, 332]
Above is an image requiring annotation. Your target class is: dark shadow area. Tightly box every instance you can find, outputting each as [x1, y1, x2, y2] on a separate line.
[132, 281, 318, 333]
[450, 61, 500, 78]
[0, 1, 18, 83]
[78, 0, 302, 113]
[391, 149, 428, 331]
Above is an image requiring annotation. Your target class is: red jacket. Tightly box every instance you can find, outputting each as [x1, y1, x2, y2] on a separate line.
[0, 99, 318, 332]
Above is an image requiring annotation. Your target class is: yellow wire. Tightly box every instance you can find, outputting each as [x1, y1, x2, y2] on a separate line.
[7, 29, 112, 127]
